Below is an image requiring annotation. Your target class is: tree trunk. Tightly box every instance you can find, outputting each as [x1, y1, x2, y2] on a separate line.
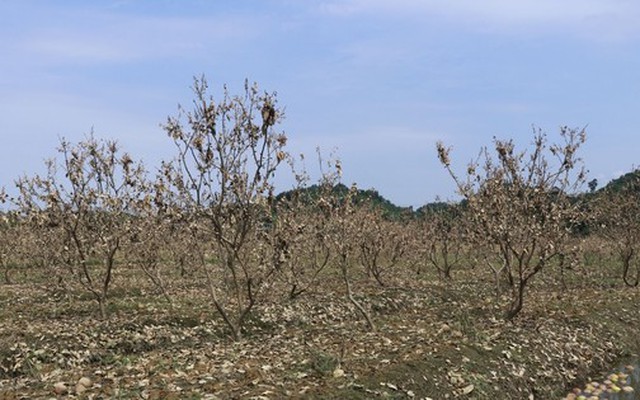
[622, 259, 640, 287]
[371, 267, 386, 287]
[98, 297, 108, 320]
[494, 269, 502, 299]
[443, 261, 452, 280]
[204, 261, 242, 341]
[341, 260, 375, 331]
[505, 282, 525, 320]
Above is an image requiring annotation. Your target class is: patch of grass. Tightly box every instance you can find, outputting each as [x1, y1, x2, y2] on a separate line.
[308, 349, 340, 377]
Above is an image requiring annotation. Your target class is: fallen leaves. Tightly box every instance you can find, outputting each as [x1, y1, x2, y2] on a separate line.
[0, 273, 639, 399]
[53, 381, 67, 394]
[461, 383, 474, 395]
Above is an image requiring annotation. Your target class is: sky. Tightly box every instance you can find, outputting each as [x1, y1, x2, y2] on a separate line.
[1, 0, 640, 207]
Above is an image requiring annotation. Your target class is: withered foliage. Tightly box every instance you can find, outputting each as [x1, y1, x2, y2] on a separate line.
[2, 77, 639, 351]
[0, 192, 21, 284]
[357, 206, 409, 287]
[15, 135, 147, 318]
[271, 156, 334, 300]
[595, 168, 640, 287]
[437, 127, 588, 319]
[416, 203, 467, 281]
[324, 181, 377, 331]
[159, 77, 289, 340]
[4, 78, 640, 399]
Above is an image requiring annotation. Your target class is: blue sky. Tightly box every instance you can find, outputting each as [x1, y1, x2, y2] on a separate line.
[1, 0, 640, 207]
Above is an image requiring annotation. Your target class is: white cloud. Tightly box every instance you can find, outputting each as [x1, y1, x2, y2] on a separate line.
[320, 0, 624, 21]
[17, 13, 260, 66]
[319, 0, 640, 40]
[432, 0, 618, 24]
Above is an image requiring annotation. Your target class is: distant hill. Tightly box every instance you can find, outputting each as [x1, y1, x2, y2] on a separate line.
[275, 169, 640, 222]
[597, 169, 640, 194]
[415, 201, 459, 216]
[276, 183, 414, 219]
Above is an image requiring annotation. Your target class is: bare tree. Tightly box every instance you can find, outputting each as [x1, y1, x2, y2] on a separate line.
[316, 160, 376, 330]
[0, 189, 18, 284]
[15, 135, 147, 319]
[437, 127, 587, 319]
[357, 207, 408, 287]
[595, 169, 640, 287]
[125, 174, 176, 307]
[271, 161, 334, 300]
[161, 76, 288, 340]
[418, 204, 466, 281]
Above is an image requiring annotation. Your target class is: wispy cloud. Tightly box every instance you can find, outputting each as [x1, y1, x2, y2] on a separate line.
[8, 9, 261, 66]
[318, 0, 640, 40]
[1, 0, 638, 205]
